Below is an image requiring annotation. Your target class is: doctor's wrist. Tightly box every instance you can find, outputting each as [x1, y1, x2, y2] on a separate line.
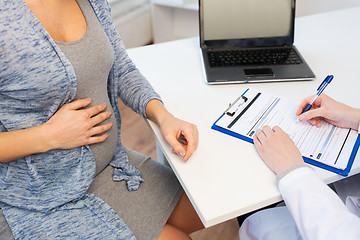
[277, 163, 311, 181]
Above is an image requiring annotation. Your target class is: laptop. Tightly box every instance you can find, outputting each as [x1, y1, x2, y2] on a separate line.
[199, 0, 315, 84]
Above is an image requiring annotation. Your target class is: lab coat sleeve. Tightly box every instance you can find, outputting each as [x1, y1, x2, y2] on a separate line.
[279, 167, 360, 240]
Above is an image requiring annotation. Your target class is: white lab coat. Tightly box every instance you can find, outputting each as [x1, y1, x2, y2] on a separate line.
[239, 167, 360, 240]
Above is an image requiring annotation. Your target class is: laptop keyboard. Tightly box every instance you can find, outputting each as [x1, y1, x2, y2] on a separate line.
[207, 48, 302, 68]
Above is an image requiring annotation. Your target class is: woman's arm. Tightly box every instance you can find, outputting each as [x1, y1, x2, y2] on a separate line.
[0, 98, 113, 162]
[0, 125, 51, 163]
[146, 99, 198, 161]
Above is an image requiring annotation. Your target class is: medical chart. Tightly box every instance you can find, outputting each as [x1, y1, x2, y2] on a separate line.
[214, 89, 359, 171]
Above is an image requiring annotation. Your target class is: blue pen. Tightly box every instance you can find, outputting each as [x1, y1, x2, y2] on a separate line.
[301, 75, 334, 114]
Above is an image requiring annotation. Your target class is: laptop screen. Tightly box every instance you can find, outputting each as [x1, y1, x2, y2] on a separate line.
[200, 0, 295, 48]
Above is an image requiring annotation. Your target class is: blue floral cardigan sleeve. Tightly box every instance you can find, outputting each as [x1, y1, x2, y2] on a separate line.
[0, 0, 161, 239]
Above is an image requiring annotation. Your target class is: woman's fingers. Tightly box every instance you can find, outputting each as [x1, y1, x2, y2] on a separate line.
[180, 128, 198, 161]
[82, 104, 108, 118]
[87, 134, 110, 145]
[63, 98, 92, 110]
[89, 123, 113, 137]
[89, 110, 113, 127]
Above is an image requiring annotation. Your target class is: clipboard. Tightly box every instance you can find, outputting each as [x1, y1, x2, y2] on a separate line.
[211, 88, 360, 176]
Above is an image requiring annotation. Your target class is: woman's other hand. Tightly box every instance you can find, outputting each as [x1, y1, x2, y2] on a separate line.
[146, 99, 198, 161]
[159, 115, 198, 161]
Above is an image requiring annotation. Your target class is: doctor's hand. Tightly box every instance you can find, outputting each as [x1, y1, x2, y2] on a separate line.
[254, 125, 303, 175]
[296, 94, 360, 130]
[146, 99, 198, 161]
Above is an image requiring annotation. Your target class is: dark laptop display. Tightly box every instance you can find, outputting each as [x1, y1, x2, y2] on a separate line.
[199, 0, 315, 84]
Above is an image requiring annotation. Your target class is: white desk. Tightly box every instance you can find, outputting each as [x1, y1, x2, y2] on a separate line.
[127, 7, 360, 227]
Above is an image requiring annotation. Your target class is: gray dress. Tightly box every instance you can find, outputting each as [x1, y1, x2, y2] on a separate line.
[0, 0, 183, 239]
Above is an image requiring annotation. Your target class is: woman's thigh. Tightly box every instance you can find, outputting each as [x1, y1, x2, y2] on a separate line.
[0, 209, 14, 240]
[88, 149, 183, 240]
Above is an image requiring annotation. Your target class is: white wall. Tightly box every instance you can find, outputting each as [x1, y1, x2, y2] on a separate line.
[110, 0, 152, 48]
[110, 0, 360, 47]
[296, 0, 360, 17]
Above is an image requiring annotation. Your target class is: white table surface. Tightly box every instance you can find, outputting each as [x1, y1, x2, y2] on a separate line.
[127, 7, 360, 227]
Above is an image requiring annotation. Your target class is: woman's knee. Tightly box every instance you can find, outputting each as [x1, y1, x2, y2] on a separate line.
[167, 193, 204, 234]
[158, 224, 191, 240]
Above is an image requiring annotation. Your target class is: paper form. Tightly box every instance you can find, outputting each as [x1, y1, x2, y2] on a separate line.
[215, 89, 359, 170]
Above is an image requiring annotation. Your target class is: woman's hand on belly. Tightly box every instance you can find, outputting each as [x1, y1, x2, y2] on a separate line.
[43, 98, 113, 150]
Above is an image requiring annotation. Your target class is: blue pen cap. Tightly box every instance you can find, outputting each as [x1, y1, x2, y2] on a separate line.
[326, 75, 334, 83]
[317, 75, 334, 92]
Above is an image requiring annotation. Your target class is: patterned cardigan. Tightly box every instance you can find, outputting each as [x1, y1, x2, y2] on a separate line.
[0, 0, 160, 238]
